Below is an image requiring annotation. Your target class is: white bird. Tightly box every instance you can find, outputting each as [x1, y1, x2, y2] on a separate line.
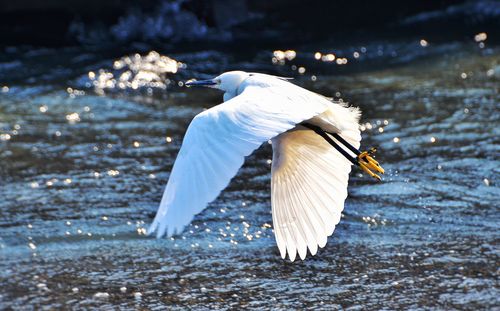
[148, 71, 384, 261]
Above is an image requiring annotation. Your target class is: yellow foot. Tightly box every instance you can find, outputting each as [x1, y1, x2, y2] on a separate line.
[357, 148, 385, 181]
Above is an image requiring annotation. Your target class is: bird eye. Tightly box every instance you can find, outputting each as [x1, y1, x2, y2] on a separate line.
[216, 79, 221, 84]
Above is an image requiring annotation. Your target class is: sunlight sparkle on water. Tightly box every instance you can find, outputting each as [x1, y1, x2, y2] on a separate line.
[336, 58, 348, 65]
[272, 50, 296, 65]
[107, 170, 120, 176]
[273, 50, 296, 62]
[474, 32, 487, 42]
[65, 113, 80, 123]
[94, 292, 110, 299]
[0, 133, 11, 141]
[90, 51, 181, 92]
[321, 54, 335, 62]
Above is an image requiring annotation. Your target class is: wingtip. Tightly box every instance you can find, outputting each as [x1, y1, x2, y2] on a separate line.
[288, 251, 297, 262]
[147, 221, 158, 237]
[298, 246, 307, 261]
[155, 222, 167, 239]
[279, 248, 287, 260]
[309, 244, 318, 256]
[155, 230, 164, 239]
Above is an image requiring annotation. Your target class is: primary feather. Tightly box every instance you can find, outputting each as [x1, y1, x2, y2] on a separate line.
[148, 72, 361, 261]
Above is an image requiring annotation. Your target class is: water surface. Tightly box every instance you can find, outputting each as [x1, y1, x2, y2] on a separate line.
[0, 41, 499, 309]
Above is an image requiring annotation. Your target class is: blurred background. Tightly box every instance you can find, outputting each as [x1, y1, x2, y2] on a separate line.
[1, 0, 499, 46]
[0, 0, 499, 309]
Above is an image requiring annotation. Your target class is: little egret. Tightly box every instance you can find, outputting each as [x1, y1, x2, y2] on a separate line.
[148, 71, 384, 261]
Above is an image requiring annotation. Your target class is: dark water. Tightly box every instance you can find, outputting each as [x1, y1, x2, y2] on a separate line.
[0, 39, 499, 309]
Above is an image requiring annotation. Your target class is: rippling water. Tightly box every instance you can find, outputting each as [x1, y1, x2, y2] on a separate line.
[0, 40, 499, 309]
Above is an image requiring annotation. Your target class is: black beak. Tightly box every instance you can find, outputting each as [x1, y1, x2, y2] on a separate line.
[185, 79, 217, 87]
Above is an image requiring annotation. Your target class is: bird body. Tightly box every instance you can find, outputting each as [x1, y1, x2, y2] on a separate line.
[148, 71, 381, 261]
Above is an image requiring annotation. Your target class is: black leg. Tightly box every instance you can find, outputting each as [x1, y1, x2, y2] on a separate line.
[330, 133, 360, 155]
[301, 123, 358, 166]
[302, 122, 385, 180]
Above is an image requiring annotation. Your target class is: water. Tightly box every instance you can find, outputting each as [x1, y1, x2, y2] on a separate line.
[0, 39, 499, 309]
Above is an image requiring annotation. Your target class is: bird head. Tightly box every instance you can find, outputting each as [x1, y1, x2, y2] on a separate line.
[185, 71, 249, 96]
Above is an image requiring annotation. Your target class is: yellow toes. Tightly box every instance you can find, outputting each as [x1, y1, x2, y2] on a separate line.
[357, 148, 384, 181]
[359, 162, 382, 181]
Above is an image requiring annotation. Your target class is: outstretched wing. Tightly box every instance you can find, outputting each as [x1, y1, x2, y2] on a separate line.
[149, 85, 330, 238]
[271, 116, 360, 261]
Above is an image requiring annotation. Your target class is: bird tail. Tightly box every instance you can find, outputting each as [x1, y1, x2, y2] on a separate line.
[307, 101, 361, 149]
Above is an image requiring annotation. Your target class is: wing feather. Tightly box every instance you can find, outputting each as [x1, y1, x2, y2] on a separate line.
[149, 84, 331, 238]
[271, 105, 361, 261]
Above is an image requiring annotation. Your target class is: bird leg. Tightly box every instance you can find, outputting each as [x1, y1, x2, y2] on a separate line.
[301, 123, 384, 180]
[356, 148, 384, 181]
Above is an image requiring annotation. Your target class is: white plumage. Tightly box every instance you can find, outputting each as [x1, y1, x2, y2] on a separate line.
[148, 71, 361, 261]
